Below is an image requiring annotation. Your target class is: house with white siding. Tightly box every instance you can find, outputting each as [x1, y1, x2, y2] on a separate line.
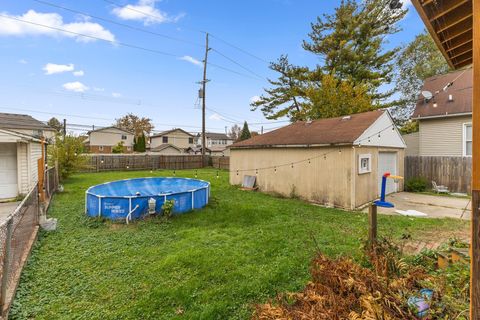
[408, 68, 472, 157]
[0, 113, 50, 200]
[85, 126, 135, 154]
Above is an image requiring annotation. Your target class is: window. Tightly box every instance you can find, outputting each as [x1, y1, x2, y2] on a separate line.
[99, 146, 104, 151]
[358, 154, 371, 174]
[189, 137, 194, 144]
[163, 136, 168, 143]
[464, 123, 472, 157]
[121, 135, 127, 140]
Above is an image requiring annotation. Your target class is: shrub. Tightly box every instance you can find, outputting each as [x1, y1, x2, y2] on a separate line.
[112, 141, 124, 154]
[405, 177, 429, 192]
[161, 200, 175, 218]
[48, 134, 87, 181]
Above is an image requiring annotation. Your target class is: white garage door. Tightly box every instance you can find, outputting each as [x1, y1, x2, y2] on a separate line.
[0, 143, 18, 199]
[378, 152, 397, 196]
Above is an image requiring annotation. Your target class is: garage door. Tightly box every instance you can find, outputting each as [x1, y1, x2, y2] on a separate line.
[378, 152, 397, 196]
[0, 143, 18, 199]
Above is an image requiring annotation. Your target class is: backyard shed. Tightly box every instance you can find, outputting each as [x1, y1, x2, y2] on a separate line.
[229, 110, 406, 209]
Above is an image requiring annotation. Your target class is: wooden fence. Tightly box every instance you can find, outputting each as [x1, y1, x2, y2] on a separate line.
[83, 154, 209, 172]
[211, 156, 230, 170]
[405, 156, 472, 193]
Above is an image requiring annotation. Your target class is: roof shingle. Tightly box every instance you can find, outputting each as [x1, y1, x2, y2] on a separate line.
[0, 113, 52, 130]
[412, 68, 472, 119]
[230, 110, 385, 148]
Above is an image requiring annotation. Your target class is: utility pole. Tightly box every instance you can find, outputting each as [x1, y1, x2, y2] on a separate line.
[201, 32, 210, 167]
[63, 119, 66, 138]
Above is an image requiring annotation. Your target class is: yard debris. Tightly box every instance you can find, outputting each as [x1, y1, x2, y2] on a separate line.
[253, 239, 468, 320]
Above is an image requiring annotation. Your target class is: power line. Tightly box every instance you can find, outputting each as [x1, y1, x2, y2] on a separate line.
[33, 0, 204, 48]
[210, 34, 270, 64]
[211, 48, 266, 80]
[0, 14, 180, 57]
[0, 14, 260, 81]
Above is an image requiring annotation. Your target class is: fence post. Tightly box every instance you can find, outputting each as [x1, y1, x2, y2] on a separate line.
[368, 203, 377, 247]
[0, 218, 13, 315]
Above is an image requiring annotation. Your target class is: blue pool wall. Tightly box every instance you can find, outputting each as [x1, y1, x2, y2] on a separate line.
[85, 177, 210, 220]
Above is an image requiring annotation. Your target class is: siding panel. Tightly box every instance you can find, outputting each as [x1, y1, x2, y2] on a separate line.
[419, 116, 471, 156]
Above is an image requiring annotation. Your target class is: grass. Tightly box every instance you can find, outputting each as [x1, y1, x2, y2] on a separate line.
[11, 169, 469, 320]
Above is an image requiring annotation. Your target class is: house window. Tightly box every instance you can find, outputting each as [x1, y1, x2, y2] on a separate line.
[121, 135, 127, 140]
[189, 137, 194, 144]
[358, 154, 372, 174]
[163, 136, 168, 143]
[99, 146, 104, 151]
[464, 123, 472, 156]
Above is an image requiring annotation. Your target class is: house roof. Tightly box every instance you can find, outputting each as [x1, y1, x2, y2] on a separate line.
[0, 113, 53, 131]
[412, 68, 472, 119]
[230, 110, 385, 148]
[150, 143, 182, 152]
[88, 126, 134, 135]
[0, 128, 42, 143]
[197, 132, 231, 140]
[151, 128, 193, 138]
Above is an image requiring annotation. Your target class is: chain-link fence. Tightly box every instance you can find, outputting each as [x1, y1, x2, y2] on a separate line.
[0, 184, 40, 317]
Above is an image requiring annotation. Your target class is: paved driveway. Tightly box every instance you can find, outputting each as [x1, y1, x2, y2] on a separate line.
[363, 192, 471, 220]
[0, 201, 20, 223]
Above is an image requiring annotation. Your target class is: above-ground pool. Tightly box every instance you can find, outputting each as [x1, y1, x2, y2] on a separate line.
[85, 177, 210, 221]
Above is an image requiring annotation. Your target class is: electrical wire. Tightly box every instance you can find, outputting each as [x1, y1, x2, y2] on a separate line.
[32, 0, 204, 47]
[209, 34, 270, 64]
[211, 48, 266, 80]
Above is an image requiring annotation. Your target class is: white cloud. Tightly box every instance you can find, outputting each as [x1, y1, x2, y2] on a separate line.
[111, 0, 184, 25]
[250, 95, 261, 104]
[209, 113, 223, 121]
[73, 70, 84, 76]
[179, 55, 202, 67]
[112, 92, 122, 98]
[0, 10, 115, 42]
[18, 59, 27, 64]
[43, 63, 74, 75]
[62, 81, 88, 92]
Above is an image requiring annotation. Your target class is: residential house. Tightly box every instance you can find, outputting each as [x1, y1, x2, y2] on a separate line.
[0, 113, 56, 142]
[85, 126, 135, 154]
[408, 68, 472, 157]
[196, 132, 234, 148]
[150, 128, 194, 154]
[229, 110, 406, 209]
[0, 113, 51, 200]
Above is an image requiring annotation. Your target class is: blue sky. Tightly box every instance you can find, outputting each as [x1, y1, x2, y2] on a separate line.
[0, 0, 425, 135]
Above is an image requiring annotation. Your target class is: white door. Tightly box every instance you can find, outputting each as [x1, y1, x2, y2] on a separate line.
[378, 152, 397, 196]
[0, 143, 18, 199]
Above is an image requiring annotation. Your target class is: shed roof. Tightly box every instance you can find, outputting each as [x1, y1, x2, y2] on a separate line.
[0, 113, 52, 131]
[412, 68, 472, 119]
[230, 110, 385, 148]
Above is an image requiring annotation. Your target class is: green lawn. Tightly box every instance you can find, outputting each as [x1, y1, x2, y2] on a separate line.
[11, 169, 469, 320]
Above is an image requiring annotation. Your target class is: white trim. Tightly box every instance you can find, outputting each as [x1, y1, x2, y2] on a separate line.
[414, 112, 472, 120]
[463, 122, 472, 157]
[358, 154, 372, 174]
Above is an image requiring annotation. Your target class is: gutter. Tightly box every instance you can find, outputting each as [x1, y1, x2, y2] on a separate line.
[230, 143, 354, 150]
[413, 112, 472, 120]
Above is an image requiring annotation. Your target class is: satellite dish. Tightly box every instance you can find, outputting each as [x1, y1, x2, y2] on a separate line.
[421, 91, 433, 100]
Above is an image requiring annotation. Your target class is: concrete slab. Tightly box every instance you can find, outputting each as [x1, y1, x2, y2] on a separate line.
[363, 192, 471, 220]
[0, 202, 20, 223]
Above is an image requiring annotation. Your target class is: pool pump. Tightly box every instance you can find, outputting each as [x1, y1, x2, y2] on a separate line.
[148, 198, 157, 215]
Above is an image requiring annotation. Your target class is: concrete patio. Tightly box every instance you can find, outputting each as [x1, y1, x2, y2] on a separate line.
[363, 192, 471, 220]
[0, 201, 20, 223]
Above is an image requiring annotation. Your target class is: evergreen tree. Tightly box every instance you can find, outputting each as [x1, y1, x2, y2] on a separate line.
[133, 136, 138, 152]
[250, 55, 310, 121]
[252, 0, 406, 121]
[239, 121, 251, 141]
[303, 0, 406, 101]
[137, 133, 146, 152]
